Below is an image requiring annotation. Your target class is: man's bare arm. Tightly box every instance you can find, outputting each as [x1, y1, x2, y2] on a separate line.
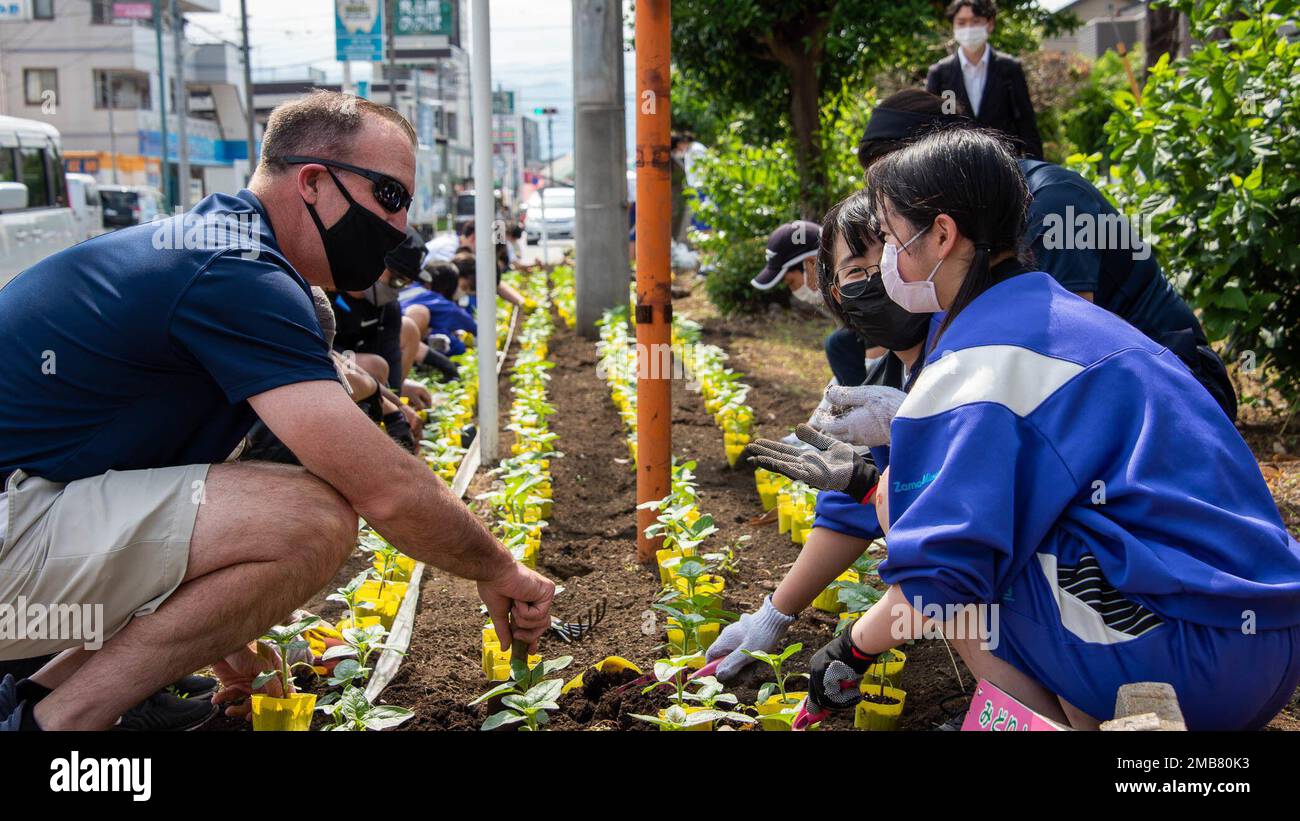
[249, 379, 507, 580]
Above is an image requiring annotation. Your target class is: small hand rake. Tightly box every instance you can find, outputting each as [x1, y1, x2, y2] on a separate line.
[548, 598, 607, 643]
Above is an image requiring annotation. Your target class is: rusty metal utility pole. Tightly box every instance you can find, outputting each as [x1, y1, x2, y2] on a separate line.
[634, 0, 671, 563]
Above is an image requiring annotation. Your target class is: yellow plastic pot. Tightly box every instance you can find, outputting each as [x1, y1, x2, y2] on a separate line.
[666, 620, 720, 655]
[336, 615, 383, 632]
[674, 574, 725, 607]
[659, 705, 714, 731]
[725, 442, 746, 467]
[758, 485, 778, 512]
[790, 519, 808, 545]
[561, 656, 642, 695]
[656, 547, 696, 585]
[812, 569, 857, 613]
[483, 646, 542, 681]
[250, 693, 316, 732]
[372, 554, 416, 582]
[854, 686, 906, 731]
[863, 649, 908, 685]
[755, 692, 806, 731]
[777, 494, 793, 534]
[358, 580, 409, 602]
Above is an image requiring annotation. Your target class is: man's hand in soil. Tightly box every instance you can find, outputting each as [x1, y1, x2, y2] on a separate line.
[745, 424, 880, 501]
[808, 631, 877, 713]
[402, 379, 433, 410]
[809, 385, 907, 448]
[705, 596, 796, 680]
[211, 642, 288, 721]
[479, 562, 556, 654]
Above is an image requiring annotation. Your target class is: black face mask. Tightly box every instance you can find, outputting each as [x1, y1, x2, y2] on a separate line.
[304, 168, 407, 291]
[838, 275, 931, 351]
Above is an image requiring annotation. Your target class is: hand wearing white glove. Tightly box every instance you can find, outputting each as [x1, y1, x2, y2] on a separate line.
[809, 384, 908, 448]
[429, 333, 452, 354]
[705, 596, 796, 680]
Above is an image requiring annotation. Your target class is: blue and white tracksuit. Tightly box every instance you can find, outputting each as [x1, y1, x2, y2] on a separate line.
[848, 272, 1300, 728]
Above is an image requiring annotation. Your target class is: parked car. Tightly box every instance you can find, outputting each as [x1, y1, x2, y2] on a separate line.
[0, 115, 79, 289]
[100, 184, 164, 229]
[523, 186, 576, 242]
[65, 172, 105, 241]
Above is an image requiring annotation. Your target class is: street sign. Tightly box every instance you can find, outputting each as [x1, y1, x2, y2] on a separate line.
[336, 0, 385, 63]
[0, 1, 30, 22]
[391, 0, 455, 65]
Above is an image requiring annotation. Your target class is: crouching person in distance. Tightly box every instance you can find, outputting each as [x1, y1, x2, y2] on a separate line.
[746, 129, 1300, 730]
[0, 90, 553, 731]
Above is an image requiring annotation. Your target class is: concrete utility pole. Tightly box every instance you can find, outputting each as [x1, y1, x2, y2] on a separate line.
[573, 0, 630, 337]
[153, 0, 170, 206]
[170, 0, 190, 209]
[470, 0, 498, 463]
[633, 0, 671, 563]
[387, 0, 398, 108]
[240, 0, 257, 181]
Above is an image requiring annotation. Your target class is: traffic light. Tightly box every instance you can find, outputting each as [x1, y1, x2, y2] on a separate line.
[533, 107, 559, 116]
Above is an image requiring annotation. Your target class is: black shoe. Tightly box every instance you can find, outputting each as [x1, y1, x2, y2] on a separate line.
[168, 674, 218, 700]
[113, 690, 218, 731]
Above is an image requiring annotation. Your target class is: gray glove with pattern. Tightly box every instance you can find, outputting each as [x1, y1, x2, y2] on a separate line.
[744, 424, 880, 501]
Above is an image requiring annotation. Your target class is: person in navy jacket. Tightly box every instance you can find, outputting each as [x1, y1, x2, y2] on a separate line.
[747, 129, 1300, 730]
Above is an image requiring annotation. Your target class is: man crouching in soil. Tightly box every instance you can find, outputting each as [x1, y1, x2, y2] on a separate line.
[0, 91, 553, 730]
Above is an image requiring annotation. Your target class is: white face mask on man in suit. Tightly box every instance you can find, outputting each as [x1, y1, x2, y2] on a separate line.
[954, 24, 989, 50]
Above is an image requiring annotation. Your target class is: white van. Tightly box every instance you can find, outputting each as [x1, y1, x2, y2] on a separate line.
[0, 115, 79, 289]
[65, 172, 105, 241]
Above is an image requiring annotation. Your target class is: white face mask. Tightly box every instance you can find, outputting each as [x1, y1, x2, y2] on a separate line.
[954, 24, 989, 50]
[793, 280, 824, 307]
[881, 224, 944, 314]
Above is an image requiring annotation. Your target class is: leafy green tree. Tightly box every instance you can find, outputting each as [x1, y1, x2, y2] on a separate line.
[670, 0, 1070, 218]
[1083, 0, 1300, 401]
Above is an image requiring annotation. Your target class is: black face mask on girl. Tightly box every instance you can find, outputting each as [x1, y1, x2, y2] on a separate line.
[838, 274, 931, 351]
[304, 168, 407, 291]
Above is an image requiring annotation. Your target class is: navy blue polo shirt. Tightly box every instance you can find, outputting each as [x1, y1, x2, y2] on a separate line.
[1019, 159, 1205, 342]
[0, 190, 339, 483]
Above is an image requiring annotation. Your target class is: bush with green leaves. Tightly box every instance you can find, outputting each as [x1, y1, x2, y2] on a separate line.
[1078, 0, 1300, 402]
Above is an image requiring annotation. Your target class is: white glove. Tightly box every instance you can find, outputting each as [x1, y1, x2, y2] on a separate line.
[809, 384, 907, 448]
[429, 334, 452, 353]
[704, 596, 796, 680]
[806, 378, 838, 428]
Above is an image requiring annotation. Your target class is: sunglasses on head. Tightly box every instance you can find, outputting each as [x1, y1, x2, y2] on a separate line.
[282, 155, 413, 214]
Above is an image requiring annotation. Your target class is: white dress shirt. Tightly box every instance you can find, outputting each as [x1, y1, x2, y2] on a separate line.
[959, 43, 991, 117]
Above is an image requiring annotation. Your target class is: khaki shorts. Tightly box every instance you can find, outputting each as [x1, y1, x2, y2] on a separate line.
[0, 464, 210, 661]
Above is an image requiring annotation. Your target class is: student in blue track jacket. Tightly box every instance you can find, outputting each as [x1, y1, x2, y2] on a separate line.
[747, 129, 1300, 730]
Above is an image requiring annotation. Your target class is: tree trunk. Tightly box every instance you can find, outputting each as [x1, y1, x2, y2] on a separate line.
[1145, 7, 1181, 74]
[787, 51, 826, 220]
[759, 13, 829, 220]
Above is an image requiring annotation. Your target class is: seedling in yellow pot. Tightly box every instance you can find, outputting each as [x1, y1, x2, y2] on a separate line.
[631, 703, 754, 731]
[742, 642, 809, 731]
[317, 685, 414, 731]
[470, 653, 573, 731]
[250, 616, 323, 732]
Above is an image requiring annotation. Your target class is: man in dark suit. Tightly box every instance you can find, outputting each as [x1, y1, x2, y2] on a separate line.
[925, 0, 1044, 159]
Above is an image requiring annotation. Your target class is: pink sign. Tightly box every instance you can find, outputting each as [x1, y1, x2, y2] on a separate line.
[960, 679, 1066, 731]
[113, 2, 153, 20]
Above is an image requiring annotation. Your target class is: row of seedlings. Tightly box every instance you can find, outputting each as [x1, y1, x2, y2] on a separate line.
[468, 271, 577, 730]
[680, 328, 907, 729]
